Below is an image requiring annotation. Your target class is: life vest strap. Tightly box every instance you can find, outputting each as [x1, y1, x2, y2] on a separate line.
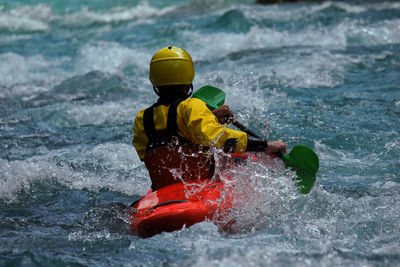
[143, 98, 187, 151]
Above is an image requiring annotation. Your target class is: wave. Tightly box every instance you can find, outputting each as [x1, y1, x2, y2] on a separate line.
[0, 1, 177, 33]
[59, 2, 176, 27]
[0, 4, 50, 32]
[76, 42, 150, 75]
[0, 43, 151, 99]
[0, 52, 69, 98]
[0, 143, 145, 203]
[186, 16, 400, 61]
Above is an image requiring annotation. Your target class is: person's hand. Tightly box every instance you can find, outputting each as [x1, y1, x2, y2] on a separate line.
[266, 140, 286, 155]
[212, 105, 234, 124]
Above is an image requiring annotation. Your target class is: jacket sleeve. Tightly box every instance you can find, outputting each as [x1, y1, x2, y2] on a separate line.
[177, 98, 248, 153]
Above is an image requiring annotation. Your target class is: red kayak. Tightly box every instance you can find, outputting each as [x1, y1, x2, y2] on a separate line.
[128, 178, 232, 238]
[127, 153, 261, 238]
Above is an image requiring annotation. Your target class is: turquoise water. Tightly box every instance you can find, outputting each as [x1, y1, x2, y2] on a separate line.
[1, 0, 399, 266]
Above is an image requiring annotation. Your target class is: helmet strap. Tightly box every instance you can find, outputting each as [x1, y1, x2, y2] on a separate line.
[153, 86, 160, 97]
[187, 84, 193, 97]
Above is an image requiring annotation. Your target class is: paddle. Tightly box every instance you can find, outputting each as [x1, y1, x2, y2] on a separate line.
[192, 85, 319, 194]
[192, 86, 261, 139]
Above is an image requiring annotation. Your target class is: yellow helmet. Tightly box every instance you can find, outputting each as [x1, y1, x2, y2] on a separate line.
[149, 46, 195, 87]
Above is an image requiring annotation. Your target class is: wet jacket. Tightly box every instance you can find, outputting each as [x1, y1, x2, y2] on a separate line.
[132, 95, 248, 190]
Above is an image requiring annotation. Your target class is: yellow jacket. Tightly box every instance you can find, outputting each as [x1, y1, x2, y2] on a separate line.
[132, 98, 247, 160]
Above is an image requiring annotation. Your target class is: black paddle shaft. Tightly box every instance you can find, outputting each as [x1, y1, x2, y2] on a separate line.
[231, 120, 262, 139]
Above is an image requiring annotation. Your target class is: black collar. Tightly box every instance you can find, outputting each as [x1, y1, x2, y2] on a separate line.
[155, 92, 189, 106]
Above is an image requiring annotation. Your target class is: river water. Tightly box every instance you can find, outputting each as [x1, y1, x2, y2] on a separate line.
[1, 0, 399, 266]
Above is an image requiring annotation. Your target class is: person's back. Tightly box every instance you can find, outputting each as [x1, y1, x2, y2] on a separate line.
[132, 46, 286, 190]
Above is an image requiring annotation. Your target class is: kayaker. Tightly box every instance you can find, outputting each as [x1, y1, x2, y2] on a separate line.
[132, 46, 286, 190]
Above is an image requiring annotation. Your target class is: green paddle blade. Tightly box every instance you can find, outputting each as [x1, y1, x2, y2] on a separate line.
[192, 85, 226, 110]
[282, 145, 319, 194]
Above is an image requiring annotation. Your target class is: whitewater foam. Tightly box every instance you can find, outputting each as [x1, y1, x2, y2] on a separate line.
[0, 52, 70, 97]
[0, 4, 50, 32]
[65, 99, 141, 126]
[60, 2, 176, 26]
[0, 143, 146, 203]
[76, 42, 150, 75]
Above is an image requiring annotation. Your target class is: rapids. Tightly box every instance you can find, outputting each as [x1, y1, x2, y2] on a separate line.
[1, 1, 399, 266]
